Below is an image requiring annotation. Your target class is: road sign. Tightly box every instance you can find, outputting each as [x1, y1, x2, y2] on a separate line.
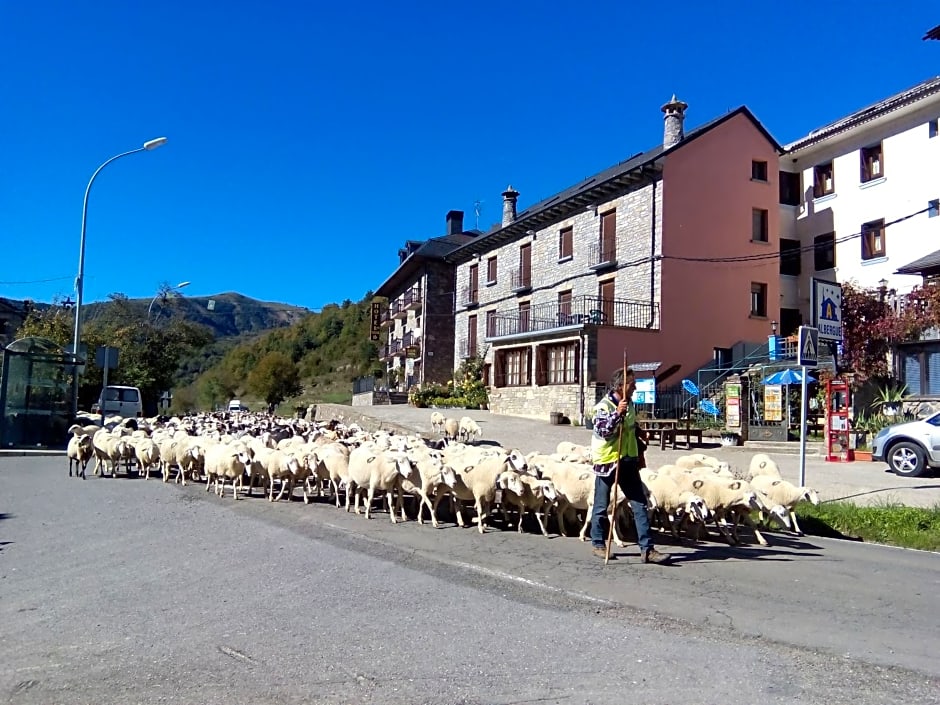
[95, 346, 119, 369]
[798, 326, 819, 368]
[811, 278, 843, 342]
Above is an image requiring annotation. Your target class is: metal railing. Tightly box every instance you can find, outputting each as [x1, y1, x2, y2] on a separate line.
[461, 340, 478, 358]
[352, 376, 375, 395]
[510, 268, 531, 290]
[485, 294, 658, 338]
[589, 241, 617, 267]
[402, 287, 422, 309]
[461, 285, 479, 307]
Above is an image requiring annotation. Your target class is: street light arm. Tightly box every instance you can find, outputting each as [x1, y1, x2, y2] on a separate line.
[72, 147, 148, 353]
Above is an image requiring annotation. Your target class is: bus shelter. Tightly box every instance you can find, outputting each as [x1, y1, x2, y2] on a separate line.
[0, 337, 80, 449]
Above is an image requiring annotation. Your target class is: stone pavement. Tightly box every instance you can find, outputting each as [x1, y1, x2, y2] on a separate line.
[317, 403, 940, 508]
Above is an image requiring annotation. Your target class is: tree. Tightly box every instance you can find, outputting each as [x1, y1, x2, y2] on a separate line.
[840, 283, 893, 386]
[247, 351, 303, 412]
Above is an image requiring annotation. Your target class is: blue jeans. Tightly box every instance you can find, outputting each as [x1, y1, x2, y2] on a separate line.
[590, 457, 653, 551]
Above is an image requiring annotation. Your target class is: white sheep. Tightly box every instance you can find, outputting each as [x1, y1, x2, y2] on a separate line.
[433, 455, 525, 534]
[205, 442, 251, 500]
[748, 453, 782, 480]
[401, 447, 458, 527]
[67, 434, 94, 479]
[430, 411, 445, 434]
[442, 417, 461, 443]
[132, 438, 161, 480]
[750, 475, 819, 535]
[458, 416, 482, 443]
[347, 444, 414, 522]
[500, 474, 557, 537]
[643, 473, 709, 539]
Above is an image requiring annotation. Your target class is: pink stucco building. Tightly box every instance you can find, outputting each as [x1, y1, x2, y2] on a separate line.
[445, 98, 783, 421]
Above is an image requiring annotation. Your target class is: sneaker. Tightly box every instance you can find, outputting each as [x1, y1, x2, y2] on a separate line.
[642, 548, 669, 564]
[592, 546, 611, 560]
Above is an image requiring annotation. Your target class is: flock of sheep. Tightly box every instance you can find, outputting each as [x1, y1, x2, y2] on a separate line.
[64, 409, 820, 550]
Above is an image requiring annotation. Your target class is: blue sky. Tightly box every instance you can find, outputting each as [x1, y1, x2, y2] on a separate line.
[1, 1, 937, 311]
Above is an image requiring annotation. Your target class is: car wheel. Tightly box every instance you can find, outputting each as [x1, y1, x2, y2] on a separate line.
[887, 441, 927, 478]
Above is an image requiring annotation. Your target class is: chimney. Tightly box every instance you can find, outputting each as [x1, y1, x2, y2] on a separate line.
[446, 210, 464, 235]
[501, 185, 519, 226]
[661, 95, 688, 149]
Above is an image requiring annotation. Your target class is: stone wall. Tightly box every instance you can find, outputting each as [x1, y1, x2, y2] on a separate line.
[351, 391, 374, 407]
[489, 382, 581, 421]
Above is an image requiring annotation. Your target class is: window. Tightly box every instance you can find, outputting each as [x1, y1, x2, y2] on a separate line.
[930, 119, 939, 138]
[495, 347, 531, 387]
[750, 282, 767, 317]
[485, 309, 497, 337]
[468, 264, 479, 303]
[779, 171, 801, 206]
[515, 243, 532, 289]
[537, 342, 579, 385]
[600, 210, 617, 261]
[860, 143, 883, 183]
[813, 162, 834, 198]
[558, 290, 572, 324]
[930, 199, 939, 218]
[559, 226, 573, 260]
[861, 219, 886, 260]
[486, 256, 497, 284]
[814, 232, 836, 271]
[780, 238, 801, 276]
[751, 208, 769, 242]
[751, 160, 768, 181]
[518, 301, 530, 333]
[466, 315, 477, 358]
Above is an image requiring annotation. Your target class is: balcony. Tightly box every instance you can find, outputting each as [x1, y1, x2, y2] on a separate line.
[461, 285, 480, 309]
[588, 242, 617, 271]
[394, 333, 420, 358]
[379, 344, 393, 361]
[461, 340, 478, 359]
[379, 309, 393, 328]
[391, 300, 408, 320]
[403, 287, 422, 312]
[484, 294, 659, 339]
[510, 268, 532, 293]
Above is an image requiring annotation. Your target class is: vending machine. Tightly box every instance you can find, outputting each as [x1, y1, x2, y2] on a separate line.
[825, 378, 853, 462]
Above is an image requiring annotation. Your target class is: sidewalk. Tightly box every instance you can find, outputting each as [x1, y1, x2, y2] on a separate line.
[317, 403, 940, 508]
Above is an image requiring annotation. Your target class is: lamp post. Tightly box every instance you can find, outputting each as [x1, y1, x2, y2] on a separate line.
[70, 137, 168, 414]
[148, 281, 191, 321]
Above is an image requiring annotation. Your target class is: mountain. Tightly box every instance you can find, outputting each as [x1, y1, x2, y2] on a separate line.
[82, 292, 310, 339]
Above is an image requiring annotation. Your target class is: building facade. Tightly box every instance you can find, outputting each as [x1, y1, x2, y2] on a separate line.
[445, 99, 783, 421]
[374, 211, 478, 391]
[780, 77, 940, 334]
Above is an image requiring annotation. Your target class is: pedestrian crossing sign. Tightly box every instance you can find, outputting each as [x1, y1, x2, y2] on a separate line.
[798, 326, 819, 368]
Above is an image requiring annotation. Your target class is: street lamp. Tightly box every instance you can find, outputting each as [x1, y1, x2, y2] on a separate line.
[70, 137, 168, 413]
[148, 281, 191, 321]
[771, 319, 778, 336]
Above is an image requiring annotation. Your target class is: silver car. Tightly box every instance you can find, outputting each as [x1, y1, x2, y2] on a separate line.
[871, 412, 940, 477]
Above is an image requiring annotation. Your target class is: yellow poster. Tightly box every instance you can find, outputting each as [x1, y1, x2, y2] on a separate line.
[765, 385, 783, 422]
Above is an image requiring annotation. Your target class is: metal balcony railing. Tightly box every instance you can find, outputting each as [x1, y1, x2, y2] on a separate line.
[461, 339, 478, 358]
[484, 294, 658, 338]
[510, 268, 532, 291]
[403, 287, 422, 310]
[588, 242, 617, 269]
[461, 285, 480, 308]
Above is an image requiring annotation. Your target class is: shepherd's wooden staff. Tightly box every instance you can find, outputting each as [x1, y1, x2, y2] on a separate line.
[605, 349, 628, 565]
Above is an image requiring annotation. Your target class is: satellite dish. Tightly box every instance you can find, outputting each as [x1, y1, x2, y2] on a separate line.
[682, 379, 700, 395]
[699, 399, 720, 416]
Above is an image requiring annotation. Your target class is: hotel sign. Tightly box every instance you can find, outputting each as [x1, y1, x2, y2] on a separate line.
[370, 298, 386, 341]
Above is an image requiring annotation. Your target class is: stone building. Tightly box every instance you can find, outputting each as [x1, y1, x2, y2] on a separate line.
[444, 97, 784, 421]
[374, 211, 479, 391]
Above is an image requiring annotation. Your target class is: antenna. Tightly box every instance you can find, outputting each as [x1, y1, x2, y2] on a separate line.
[473, 199, 484, 229]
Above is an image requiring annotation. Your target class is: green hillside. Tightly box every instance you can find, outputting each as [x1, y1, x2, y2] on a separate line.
[174, 294, 381, 411]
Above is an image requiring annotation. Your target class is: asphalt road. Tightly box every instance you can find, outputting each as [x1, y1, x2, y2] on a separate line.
[1, 457, 938, 705]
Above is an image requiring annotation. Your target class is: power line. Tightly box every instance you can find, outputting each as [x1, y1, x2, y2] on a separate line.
[0, 275, 72, 285]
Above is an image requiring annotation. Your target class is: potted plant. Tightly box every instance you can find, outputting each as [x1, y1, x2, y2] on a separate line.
[871, 381, 908, 418]
[719, 430, 740, 447]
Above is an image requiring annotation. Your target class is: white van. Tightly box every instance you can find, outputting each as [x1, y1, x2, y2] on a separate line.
[97, 385, 143, 418]
[228, 399, 248, 412]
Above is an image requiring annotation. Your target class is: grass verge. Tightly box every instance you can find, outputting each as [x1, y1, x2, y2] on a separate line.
[795, 502, 940, 551]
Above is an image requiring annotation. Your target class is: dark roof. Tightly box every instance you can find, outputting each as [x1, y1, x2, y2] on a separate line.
[786, 76, 940, 152]
[924, 24, 940, 40]
[444, 106, 781, 263]
[895, 248, 940, 275]
[375, 231, 479, 297]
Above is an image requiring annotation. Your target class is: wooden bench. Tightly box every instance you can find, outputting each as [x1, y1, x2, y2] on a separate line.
[652, 426, 703, 450]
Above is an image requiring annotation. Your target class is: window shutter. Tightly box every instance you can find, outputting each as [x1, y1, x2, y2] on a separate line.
[494, 351, 505, 387]
[574, 343, 581, 383]
[904, 353, 922, 396]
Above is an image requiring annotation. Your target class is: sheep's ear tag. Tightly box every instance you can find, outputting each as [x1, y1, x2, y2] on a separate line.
[759, 461, 767, 468]
[367, 456, 376, 463]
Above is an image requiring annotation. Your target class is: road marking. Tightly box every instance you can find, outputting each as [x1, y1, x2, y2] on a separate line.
[322, 521, 616, 607]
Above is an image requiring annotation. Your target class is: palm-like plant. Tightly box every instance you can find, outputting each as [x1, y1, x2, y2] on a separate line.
[870, 382, 908, 415]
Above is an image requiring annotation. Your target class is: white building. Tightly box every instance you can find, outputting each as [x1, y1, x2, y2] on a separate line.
[779, 77, 940, 336]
